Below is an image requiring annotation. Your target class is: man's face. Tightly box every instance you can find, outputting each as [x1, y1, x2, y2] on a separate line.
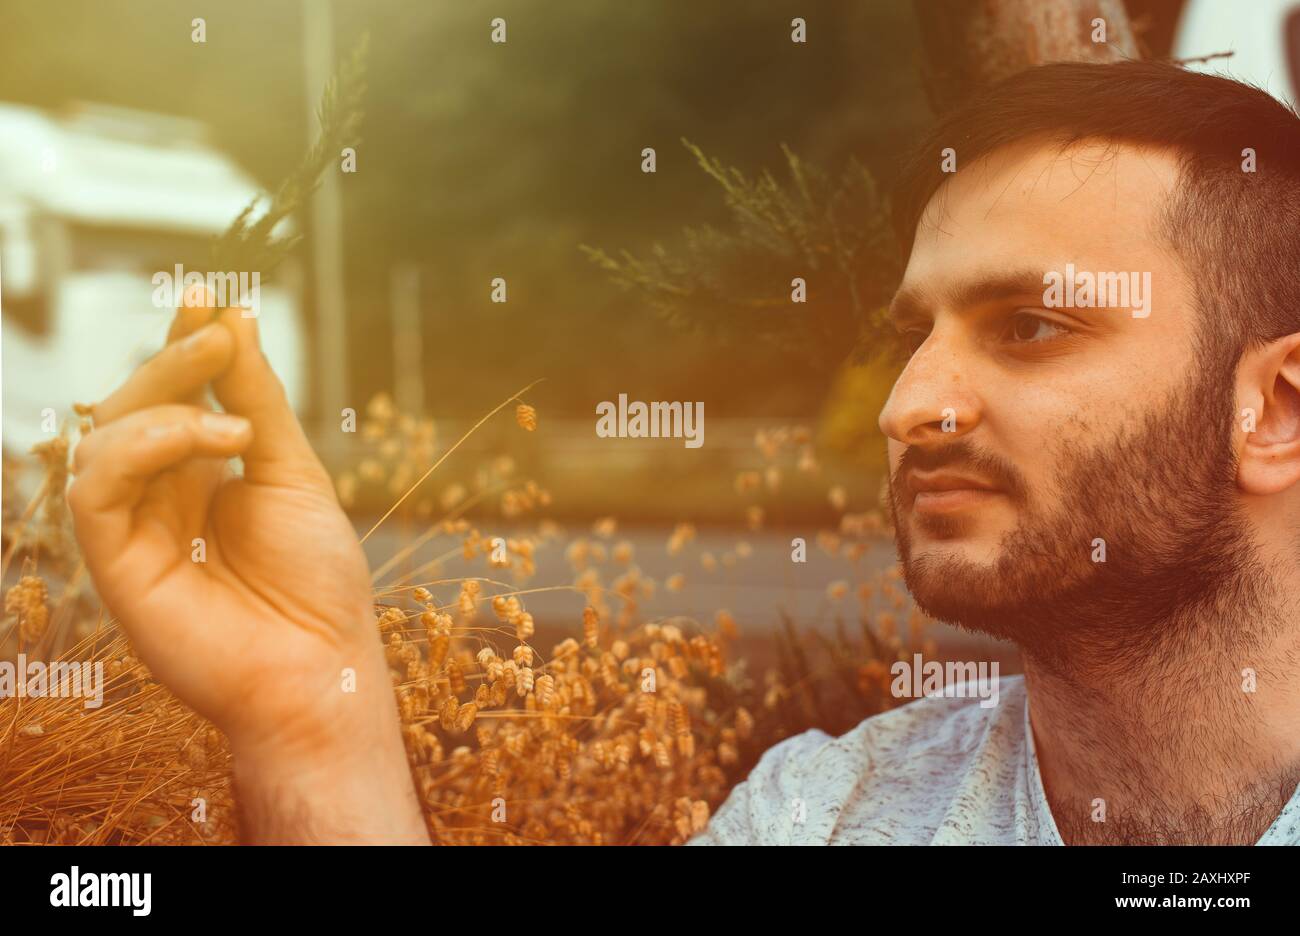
[879, 139, 1254, 656]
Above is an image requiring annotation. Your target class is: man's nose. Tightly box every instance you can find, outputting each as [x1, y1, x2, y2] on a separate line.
[878, 335, 981, 445]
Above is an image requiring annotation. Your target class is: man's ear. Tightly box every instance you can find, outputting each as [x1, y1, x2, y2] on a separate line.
[1237, 333, 1300, 496]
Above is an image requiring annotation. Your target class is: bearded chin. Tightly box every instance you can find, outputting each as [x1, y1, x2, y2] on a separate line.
[891, 367, 1273, 673]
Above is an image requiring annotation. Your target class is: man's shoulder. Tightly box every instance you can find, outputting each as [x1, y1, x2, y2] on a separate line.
[846, 672, 1021, 768]
[690, 675, 1027, 844]
[766, 675, 1017, 785]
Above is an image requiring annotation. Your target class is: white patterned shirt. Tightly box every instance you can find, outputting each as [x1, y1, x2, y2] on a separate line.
[690, 675, 1300, 845]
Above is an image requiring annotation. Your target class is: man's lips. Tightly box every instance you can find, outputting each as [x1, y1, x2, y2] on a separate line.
[905, 470, 1004, 513]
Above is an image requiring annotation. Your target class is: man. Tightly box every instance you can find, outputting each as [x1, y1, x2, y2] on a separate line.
[68, 61, 1300, 846]
[693, 61, 1300, 844]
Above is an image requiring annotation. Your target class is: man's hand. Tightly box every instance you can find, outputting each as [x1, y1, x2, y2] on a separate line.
[68, 292, 429, 844]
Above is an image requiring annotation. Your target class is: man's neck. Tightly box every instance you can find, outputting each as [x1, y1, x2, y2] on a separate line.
[1022, 599, 1300, 845]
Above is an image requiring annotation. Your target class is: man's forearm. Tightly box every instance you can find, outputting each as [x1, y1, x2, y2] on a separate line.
[233, 746, 430, 844]
[230, 662, 431, 845]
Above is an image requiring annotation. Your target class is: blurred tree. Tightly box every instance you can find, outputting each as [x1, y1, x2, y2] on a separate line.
[578, 138, 900, 370]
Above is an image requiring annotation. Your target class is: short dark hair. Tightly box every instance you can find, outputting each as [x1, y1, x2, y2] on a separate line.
[892, 61, 1300, 355]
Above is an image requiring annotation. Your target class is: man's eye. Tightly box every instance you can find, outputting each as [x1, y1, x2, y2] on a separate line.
[1005, 312, 1066, 343]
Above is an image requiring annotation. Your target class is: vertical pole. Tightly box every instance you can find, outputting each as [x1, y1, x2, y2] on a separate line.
[391, 262, 424, 418]
[301, 0, 348, 428]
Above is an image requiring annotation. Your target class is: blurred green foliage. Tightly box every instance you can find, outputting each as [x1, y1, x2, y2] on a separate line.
[0, 0, 930, 431]
[579, 138, 899, 368]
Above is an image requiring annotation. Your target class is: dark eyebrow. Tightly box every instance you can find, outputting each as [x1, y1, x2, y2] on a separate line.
[889, 269, 1051, 327]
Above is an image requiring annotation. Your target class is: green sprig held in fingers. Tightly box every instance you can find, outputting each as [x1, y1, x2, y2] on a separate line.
[207, 32, 369, 317]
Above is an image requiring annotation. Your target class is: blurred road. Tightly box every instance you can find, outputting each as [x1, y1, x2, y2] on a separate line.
[358, 521, 1020, 667]
[360, 523, 884, 628]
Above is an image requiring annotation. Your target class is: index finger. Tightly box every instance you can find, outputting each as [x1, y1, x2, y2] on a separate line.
[91, 320, 235, 427]
[88, 285, 231, 426]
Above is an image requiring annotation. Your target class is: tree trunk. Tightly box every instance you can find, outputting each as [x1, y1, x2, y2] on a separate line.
[915, 0, 1140, 113]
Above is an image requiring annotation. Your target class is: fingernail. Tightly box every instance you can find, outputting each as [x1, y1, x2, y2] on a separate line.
[201, 412, 249, 437]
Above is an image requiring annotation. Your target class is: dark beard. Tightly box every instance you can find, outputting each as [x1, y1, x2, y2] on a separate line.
[1050, 762, 1300, 844]
[889, 345, 1277, 675]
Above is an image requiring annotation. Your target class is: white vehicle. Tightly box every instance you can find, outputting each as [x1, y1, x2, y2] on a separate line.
[0, 101, 305, 456]
[1173, 0, 1300, 108]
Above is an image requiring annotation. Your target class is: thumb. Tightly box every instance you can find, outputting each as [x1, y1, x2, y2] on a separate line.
[210, 306, 332, 491]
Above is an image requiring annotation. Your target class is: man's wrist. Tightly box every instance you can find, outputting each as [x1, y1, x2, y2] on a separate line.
[228, 656, 430, 844]
[232, 742, 429, 844]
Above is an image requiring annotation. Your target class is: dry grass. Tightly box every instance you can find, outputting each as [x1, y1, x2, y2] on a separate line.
[1, 395, 931, 845]
[0, 630, 234, 845]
